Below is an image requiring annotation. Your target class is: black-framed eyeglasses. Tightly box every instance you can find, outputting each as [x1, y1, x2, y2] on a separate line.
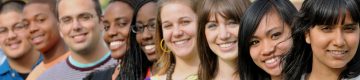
[131, 22, 156, 33]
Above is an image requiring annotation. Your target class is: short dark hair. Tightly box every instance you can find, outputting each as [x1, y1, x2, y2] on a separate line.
[0, 0, 26, 14]
[55, 0, 102, 20]
[27, 0, 57, 17]
[237, 0, 297, 80]
[283, 0, 360, 80]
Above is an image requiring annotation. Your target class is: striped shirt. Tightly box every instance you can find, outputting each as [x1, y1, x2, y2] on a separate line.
[37, 53, 117, 80]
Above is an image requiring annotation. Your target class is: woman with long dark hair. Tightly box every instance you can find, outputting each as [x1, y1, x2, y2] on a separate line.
[238, 0, 297, 80]
[283, 0, 360, 80]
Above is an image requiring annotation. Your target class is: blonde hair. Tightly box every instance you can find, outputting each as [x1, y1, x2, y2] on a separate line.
[154, 0, 198, 75]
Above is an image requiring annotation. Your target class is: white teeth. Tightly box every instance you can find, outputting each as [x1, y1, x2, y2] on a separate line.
[328, 50, 346, 55]
[110, 41, 124, 47]
[174, 40, 187, 45]
[219, 43, 233, 48]
[144, 45, 155, 50]
[265, 57, 278, 64]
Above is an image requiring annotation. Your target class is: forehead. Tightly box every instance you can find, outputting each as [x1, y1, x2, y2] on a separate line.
[137, 2, 156, 21]
[24, 3, 51, 17]
[104, 1, 133, 19]
[259, 10, 282, 27]
[160, 3, 196, 22]
[58, 0, 96, 17]
[0, 11, 23, 27]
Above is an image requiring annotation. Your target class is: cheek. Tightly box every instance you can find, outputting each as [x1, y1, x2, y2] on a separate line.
[136, 34, 142, 44]
[346, 33, 359, 51]
[162, 30, 172, 42]
[103, 33, 111, 43]
[277, 39, 293, 55]
[249, 47, 260, 61]
[120, 27, 130, 38]
[205, 30, 215, 43]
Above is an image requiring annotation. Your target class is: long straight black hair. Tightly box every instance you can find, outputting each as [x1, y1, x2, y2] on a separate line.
[238, 0, 297, 80]
[116, 0, 154, 80]
[282, 0, 360, 80]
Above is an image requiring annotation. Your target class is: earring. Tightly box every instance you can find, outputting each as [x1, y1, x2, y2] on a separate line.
[160, 39, 171, 53]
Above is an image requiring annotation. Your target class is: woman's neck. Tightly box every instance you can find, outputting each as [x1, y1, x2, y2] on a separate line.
[215, 58, 237, 80]
[308, 58, 344, 80]
[172, 52, 200, 80]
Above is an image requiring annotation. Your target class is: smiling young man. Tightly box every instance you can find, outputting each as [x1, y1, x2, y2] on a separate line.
[0, 1, 42, 80]
[23, 0, 70, 80]
[36, 0, 117, 79]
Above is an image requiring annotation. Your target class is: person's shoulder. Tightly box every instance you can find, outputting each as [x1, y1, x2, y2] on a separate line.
[26, 63, 45, 80]
[0, 60, 10, 75]
[83, 66, 115, 80]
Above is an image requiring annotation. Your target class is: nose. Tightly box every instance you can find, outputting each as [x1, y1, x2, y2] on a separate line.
[219, 25, 230, 40]
[107, 23, 118, 38]
[7, 30, 17, 40]
[261, 40, 276, 56]
[173, 25, 184, 38]
[141, 28, 153, 41]
[72, 20, 83, 32]
[333, 30, 346, 48]
[29, 22, 39, 34]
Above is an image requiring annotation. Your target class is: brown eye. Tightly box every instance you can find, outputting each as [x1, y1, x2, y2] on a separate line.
[271, 32, 282, 40]
[205, 22, 217, 30]
[162, 23, 172, 29]
[343, 24, 358, 33]
[61, 17, 72, 24]
[319, 25, 333, 33]
[103, 22, 110, 31]
[0, 27, 7, 34]
[249, 40, 260, 46]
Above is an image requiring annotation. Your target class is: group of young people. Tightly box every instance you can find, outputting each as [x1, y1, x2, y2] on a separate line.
[0, 0, 359, 80]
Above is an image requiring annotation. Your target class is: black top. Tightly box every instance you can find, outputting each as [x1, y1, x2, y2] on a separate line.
[83, 66, 116, 80]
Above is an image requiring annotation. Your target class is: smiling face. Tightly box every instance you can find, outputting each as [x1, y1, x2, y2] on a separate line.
[160, 3, 198, 57]
[23, 3, 60, 53]
[136, 2, 158, 62]
[0, 11, 33, 59]
[205, 13, 239, 61]
[58, 0, 103, 54]
[249, 10, 293, 77]
[103, 1, 133, 59]
[306, 12, 359, 69]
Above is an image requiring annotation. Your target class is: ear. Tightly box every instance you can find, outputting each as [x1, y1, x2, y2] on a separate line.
[59, 31, 64, 38]
[305, 32, 310, 44]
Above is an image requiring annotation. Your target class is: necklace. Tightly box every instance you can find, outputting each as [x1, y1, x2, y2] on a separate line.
[166, 64, 198, 80]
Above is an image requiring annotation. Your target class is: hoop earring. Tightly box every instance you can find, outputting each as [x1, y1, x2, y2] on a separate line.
[160, 39, 171, 53]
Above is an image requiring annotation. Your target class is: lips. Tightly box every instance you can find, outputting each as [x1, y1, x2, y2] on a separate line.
[217, 41, 237, 52]
[6, 40, 22, 49]
[71, 33, 87, 43]
[31, 33, 45, 45]
[263, 56, 281, 69]
[109, 41, 125, 50]
[327, 50, 348, 59]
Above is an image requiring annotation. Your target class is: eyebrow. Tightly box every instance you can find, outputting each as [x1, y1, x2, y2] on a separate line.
[179, 16, 191, 20]
[343, 23, 358, 26]
[114, 17, 126, 22]
[34, 13, 46, 18]
[148, 18, 155, 22]
[265, 27, 280, 36]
